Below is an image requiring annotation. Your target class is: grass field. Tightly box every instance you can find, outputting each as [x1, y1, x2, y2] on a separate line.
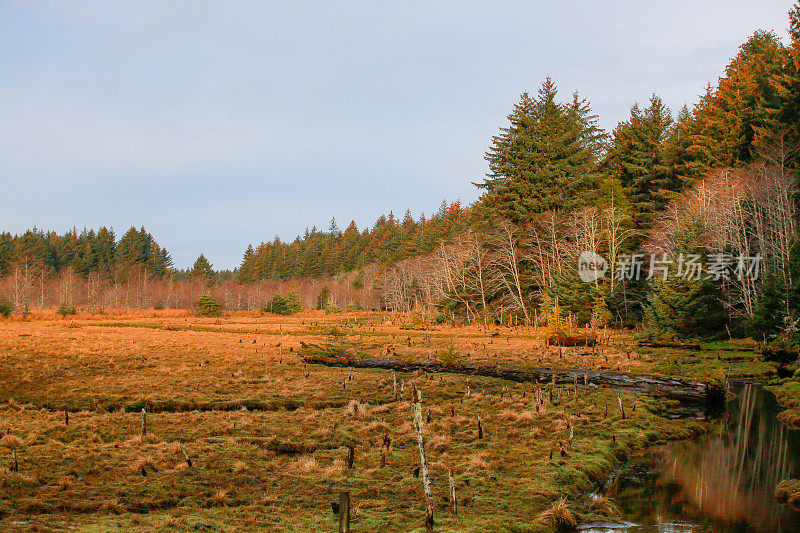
[0, 310, 770, 531]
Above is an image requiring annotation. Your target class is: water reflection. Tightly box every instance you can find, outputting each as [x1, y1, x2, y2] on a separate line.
[581, 383, 800, 532]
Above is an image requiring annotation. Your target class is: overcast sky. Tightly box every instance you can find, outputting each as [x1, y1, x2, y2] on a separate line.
[1, 1, 795, 269]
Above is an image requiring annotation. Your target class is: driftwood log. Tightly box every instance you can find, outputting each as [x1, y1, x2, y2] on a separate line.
[301, 354, 724, 404]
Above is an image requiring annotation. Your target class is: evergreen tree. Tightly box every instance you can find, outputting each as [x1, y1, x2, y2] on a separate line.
[195, 293, 221, 317]
[643, 218, 726, 338]
[605, 95, 675, 229]
[286, 290, 302, 313]
[190, 254, 215, 283]
[479, 78, 605, 222]
[774, 3, 800, 160]
[0, 232, 14, 278]
[644, 274, 726, 339]
[746, 272, 789, 338]
[316, 285, 331, 310]
[676, 31, 784, 180]
[264, 295, 290, 315]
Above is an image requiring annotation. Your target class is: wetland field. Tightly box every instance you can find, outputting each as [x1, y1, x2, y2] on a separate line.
[0, 310, 794, 532]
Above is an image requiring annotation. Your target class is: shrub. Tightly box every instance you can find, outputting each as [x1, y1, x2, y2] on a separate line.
[437, 345, 464, 366]
[761, 337, 800, 365]
[265, 291, 302, 315]
[286, 290, 302, 313]
[195, 293, 221, 317]
[264, 295, 290, 315]
[56, 303, 77, 318]
[0, 296, 13, 318]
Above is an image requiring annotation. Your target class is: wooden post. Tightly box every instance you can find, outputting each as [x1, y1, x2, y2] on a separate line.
[179, 442, 192, 468]
[618, 394, 626, 420]
[449, 469, 457, 515]
[381, 434, 391, 467]
[346, 446, 355, 470]
[477, 413, 483, 440]
[393, 370, 397, 400]
[141, 407, 147, 436]
[412, 387, 434, 531]
[64, 408, 69, 426]
[11, 448, 18, 472]
[338, 491, 351, 533]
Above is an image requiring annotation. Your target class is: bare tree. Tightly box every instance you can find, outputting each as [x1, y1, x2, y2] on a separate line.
[601, 201, 637, 294]
[489, 220, 530, 324]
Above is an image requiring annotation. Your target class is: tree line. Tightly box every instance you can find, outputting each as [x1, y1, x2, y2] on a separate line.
[237, 202, 471, 282]
[2, 4, 800, 341]
[372, 12, 800, 340]
[0, 226, 172, 280]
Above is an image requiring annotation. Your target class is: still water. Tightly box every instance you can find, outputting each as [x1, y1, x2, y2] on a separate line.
[579, 383, 800, 532]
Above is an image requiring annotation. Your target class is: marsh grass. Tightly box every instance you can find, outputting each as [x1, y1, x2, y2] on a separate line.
[0, 309, 745, 531]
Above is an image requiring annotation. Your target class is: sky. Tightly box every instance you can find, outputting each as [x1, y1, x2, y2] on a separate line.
[1, 1, 796, 269]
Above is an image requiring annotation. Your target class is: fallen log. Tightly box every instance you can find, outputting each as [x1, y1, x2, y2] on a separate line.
[301, 354, 723, 404]
[637, 340, 701, 350]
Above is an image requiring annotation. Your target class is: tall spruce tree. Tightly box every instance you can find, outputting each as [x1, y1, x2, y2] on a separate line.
[676, 31, 784, 179]
[775, 3, 800, 157]
[605, 95, 675, 230]
[479, 78, 605, 223]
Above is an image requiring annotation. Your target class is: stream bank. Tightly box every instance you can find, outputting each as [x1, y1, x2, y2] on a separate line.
[579, 383, 800, 532]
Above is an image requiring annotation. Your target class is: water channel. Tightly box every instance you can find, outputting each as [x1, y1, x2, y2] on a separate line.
[578, 383, 800, 532]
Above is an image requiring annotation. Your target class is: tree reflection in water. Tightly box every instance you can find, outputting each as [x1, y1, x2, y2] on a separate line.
[594, 384, 800, 533]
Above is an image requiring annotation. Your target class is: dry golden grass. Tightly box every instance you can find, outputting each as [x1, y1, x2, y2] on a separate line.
[585, 495, 620, 516]
[292, 455, 319, 474]
[0, 309, 712, 531]
[536, 498, 578, 530]
[231, 460, 249, 474]
[209, 489, 228, 507]
[56, 476, 73, 491]
[0, 435, 23, 449]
